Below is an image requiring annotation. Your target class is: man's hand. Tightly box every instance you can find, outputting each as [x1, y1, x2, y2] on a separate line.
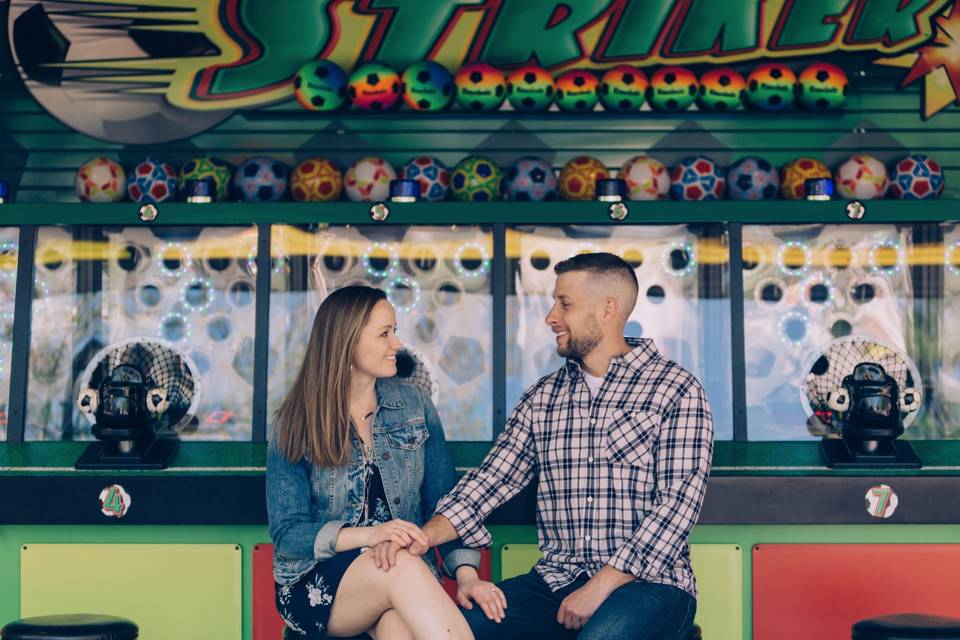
[556, 565, 635, 630]
[410, 514, 459, 556]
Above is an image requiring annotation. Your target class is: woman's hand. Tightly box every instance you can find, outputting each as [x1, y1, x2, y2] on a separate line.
[371, 540, 402, 571]
[456, 576, 507, 623]
[364, 519, 429, 549]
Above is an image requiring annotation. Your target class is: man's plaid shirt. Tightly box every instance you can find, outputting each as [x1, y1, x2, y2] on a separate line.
[436, 338, 713, 597]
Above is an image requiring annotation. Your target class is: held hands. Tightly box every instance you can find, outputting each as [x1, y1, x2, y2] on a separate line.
[365, 518, 428, 550]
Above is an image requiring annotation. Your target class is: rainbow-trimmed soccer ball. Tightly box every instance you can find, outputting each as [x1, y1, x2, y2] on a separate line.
[506, 65, 554, 111]
[127, 158, 177, 204]
[75, 157, 126, 202]
[348, 62, 401, 111]
[179, 156, 231, 201]
[780, 157, 831, 200]
[450, 156, 502, 202]
[345, 157, 396, 202]
[747, 63, 797, 110]
[503, 157, 557, 201]
[233, 157, 289, 202]
[648, 67, 698, 111]
[294, 60, 348, 111]
[400, 156, 449, 202]
[619, 155, 670, 201]
[401, 61, 454, 111]
[698, 67, 746, 111]
[670, 156, 726, 201]
[559, 156, 609, 201]
[726, 157, 780, 200]
[835, 154, 889, 200]
[889, 154, 944, 200]
[599, 65, 647, 112]
[555, 69, 599, 112]
[455, 63, 506, 111]
[798, 62, 848, 111]
[290, 158, 342, 202]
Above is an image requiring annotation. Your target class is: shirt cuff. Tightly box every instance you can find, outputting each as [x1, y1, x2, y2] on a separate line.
[607, 544, 643, 579]
[313, 520, 349, 560]
[442, 548, 481, 579]
[436, 497, 492, 548]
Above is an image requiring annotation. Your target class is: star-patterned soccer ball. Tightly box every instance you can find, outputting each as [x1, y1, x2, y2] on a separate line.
[555, 69, 599, 112]
[559, 156, 610, 201]
[455, 63, 506, 111]
[747, 63, 797, 110]
[345, 157, 396, 202]
[619, 155, 670, 201]
[290, 158, 342, 202]
[400, 156, 449, 201]
[76, 157, 126, 202]
[670, 156, 726, 201]
[835, 154, 889, 200]
[450, 156, 502, 202]
[780, 157, 831, 200]
[348, 62, 401, 111]
[599, 65, 647, 111]
[889, 154, 944, 200]
[648, 66, 698, 111]
[698, 67, 746, 111]
[233, 157, 289, 202]
[726, 157, 780, 200]
[179, 156, 231, 201]
[503, 157, 557, 201]
[798, 62, 848, 111]
[401, 61, 454, 111]
[506, 64, 554, 111]
[293, 60, 348, 111]
[127, 157, 177, 203]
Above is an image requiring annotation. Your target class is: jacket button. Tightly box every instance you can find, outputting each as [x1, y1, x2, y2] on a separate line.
[382, 452, 391, 460]
[393, 497, 400, 505]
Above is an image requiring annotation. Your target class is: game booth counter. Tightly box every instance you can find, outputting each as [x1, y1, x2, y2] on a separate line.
[3, 1, 960, 639]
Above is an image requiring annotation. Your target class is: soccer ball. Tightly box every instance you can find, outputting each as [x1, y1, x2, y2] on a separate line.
[345, 157, 397, 202]
[506, 64, 554, 111]
[619, 155, 670, 200]
[835, 154, 889, 200]
[233, 157, 289, 202]
[455, 63, 506, 111]
[290, 158, 342, 202]
[348, 62, 401, 111]
[293, 60, 348, 111]
[400, 156, 450, 202]
[599, 66, 647, 111]
[747, 63, 797, 110]
[75, 157, 126, 202]
[726, 157, 780, 200]
[559, 156, 609, 200]
[698, 67, 746, 111]
[798, 62, 847, 111]
[401, 61, 454, 111]
[555, 69, 599, 112]
[780, 157, 831, 200]
[889, 154, 944, 200]
[179, 156, 231, 201]
[450, 156, 502, 202]
[503, 157, 557, 201]
[648, 66, 698, 111]
[127, 158, 177, 204]
[670, 156, 726, 200]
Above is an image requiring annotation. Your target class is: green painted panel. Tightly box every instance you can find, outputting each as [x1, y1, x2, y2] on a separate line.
[500, 543, 543, 580]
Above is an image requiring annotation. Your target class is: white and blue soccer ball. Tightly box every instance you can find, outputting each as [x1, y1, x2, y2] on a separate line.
[889, 154, 944, 200]
[727, 157, 780, 200]
[127, 157, 178, 203]
[400, 156, 449, 202]
[233, 157, 289, 202]
[670, 156, 726, 200]
[503, 156, 557, 201]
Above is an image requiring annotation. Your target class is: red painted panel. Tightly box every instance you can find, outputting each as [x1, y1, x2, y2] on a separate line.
[753, 544, 960, 640]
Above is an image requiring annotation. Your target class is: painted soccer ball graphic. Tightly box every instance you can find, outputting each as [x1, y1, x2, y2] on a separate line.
[780, 157, 831, 200]
[455, 63, 506, 111]
[233, 157, 289, 202]
[619, 155, 670, 201]
[348, 62, 401, 111]
[599, 65, 647, 111]
[290, 158, 342, 202]
[889, 154, 944, 200]
[345, 157, 397, 202]
[698, 67, 746, 111]
[506, 64, 554, 112]
[555, 69, 599, 112]
[127, 157, 177, 204]
[559, 156, 610, 201]
[670, 156, 726, 201]
[75, 157, 126, 202]
[503, 156, 557, 201]
[401, 61, 454, 111]
[747, 63, 797, 110]
[294, 59, 348, 111]
[648, 66, 698, 111]
[726, 157, 780, 200]
[798, 62, 848, 111]
[179, 156, 232, 201]
[400, 156, 449, 202]
[835, 154, 889, 200]
[450, 156, 502, 202]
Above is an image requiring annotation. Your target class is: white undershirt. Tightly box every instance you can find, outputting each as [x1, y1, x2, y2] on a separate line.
[582, 371, 604, 397]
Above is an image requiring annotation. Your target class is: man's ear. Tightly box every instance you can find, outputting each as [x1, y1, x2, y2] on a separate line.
[600, 295, 620, 324]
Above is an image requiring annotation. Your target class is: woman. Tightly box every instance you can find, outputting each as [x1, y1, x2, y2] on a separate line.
[267, 285, 496, 639]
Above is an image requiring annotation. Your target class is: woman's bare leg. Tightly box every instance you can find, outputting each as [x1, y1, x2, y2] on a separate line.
[367, 609, 414, 640]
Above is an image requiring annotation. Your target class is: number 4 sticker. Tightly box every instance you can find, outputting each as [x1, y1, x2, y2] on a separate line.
[99, 484, 132, 518]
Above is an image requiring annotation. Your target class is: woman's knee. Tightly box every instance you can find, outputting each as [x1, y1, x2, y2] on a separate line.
[369, 609, 414, 640]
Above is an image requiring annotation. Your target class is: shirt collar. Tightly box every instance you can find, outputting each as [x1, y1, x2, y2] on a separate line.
[565, 337, 659, 378]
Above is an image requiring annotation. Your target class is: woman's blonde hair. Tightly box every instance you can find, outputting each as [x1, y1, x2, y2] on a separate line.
[274, 285, 387, 466]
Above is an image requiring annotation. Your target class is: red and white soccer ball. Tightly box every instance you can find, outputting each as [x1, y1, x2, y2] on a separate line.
[835, 154, 888, 200]
[75, 157, 126, 202]
[344, 157, 397, 202]
[619, 155, 670, 200]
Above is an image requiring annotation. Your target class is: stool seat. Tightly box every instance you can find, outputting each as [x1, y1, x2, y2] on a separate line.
[687, 623, 702, 639]
[853, 613, 960, 639]
[1, 614, 137, 640]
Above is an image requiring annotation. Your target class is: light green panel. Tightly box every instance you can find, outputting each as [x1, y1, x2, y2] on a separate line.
[500, 543, 543, 580]
[20, 543, 242, 640]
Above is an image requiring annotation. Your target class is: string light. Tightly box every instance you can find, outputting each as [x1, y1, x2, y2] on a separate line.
[453, 242, 491, 279]
[867, 240, 904, 275]
[776, 241, 811, 277]
[362, 242, 400, 279]
[386, 277, 421, 315]
[662, 241, 697, 277]
[180, 277, 215, 313]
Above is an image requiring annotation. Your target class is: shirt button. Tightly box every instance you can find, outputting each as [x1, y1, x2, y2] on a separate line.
[588, 456, 594, 463]
[590, 418, 597, 425]
[584, 535, 591, 541]
[586, 496, 594, 503]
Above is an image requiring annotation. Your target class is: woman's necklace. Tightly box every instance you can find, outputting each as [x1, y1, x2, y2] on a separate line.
[352, 410, 375, 463]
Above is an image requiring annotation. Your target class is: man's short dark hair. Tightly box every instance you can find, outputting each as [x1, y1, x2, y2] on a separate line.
[554, 252, 639, 292]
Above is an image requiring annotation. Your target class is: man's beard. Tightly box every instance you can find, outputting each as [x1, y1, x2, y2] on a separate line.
[557, 317, 602, 360]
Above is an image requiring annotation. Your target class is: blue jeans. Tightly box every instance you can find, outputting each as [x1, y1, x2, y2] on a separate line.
[462, 569, 696, 640]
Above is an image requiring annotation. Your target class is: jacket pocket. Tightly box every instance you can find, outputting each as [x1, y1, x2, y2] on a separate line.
[605, 410, 659, 467]
[384, 420, 430, 450]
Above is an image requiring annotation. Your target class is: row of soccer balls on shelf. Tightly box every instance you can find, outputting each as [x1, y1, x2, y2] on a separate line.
[294, 59, 848, 113]
[74, 152, 944, 204]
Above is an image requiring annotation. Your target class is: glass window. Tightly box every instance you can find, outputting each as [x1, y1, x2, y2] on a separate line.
[0, 228, 17, 440]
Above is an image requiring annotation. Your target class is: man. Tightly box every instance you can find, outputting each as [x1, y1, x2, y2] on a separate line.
[418, 252, 713, 639]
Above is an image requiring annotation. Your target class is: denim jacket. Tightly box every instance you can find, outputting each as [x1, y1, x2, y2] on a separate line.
[267, 377, 480, 585]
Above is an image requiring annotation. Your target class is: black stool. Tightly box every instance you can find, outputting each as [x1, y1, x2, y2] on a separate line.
[1, 614, 137, 639]
[687, 623, 702, 639]
[853, 613, 960, 639]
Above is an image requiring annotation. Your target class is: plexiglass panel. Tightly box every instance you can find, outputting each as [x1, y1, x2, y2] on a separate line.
[269, 225, 493, 441]
[0, 228, 17, 440]
[925, 223, 960, 438]
[26, 226, 258, 441]
[506, 225, 733, 440]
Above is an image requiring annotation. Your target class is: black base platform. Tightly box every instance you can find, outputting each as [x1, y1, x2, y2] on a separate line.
[75, 437, 179, 470]
[820, 438, 921, 469]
